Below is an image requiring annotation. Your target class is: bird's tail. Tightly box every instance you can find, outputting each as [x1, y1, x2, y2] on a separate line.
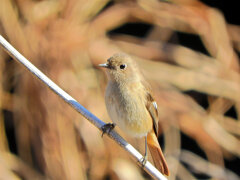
[147, 130, 170, 176]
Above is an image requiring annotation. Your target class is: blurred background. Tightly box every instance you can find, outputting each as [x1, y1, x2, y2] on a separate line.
[0, 0, 240, 179]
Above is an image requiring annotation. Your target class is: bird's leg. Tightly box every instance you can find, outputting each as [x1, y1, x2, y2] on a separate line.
[101, 123, 116, 137]
[140, 136, 148, 167]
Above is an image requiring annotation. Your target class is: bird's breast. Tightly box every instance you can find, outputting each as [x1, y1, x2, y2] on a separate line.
[105, 82, 152, 137]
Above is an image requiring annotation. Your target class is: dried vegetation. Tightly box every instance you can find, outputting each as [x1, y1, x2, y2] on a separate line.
[0, 0, 239, 179]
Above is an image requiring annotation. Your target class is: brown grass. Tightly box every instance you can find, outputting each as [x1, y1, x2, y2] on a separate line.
[0, 0, 239, 179]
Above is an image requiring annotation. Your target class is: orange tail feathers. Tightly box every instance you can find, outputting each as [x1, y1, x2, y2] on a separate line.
[147, 131, 170, 176]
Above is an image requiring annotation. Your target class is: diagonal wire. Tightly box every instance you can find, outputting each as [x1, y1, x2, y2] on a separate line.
[0, 35, 167, 180]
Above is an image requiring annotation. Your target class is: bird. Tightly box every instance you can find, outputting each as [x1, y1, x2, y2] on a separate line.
[99, 53, 169, 176]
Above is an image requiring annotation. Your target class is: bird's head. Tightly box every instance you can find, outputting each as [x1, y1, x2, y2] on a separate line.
[99, 53, 140, 84]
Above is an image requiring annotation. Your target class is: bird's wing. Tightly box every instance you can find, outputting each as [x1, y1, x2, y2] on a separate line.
[146, 92, 159, 136]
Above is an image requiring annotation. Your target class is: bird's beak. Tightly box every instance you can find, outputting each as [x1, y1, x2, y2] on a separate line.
[99, 63, 109, 68]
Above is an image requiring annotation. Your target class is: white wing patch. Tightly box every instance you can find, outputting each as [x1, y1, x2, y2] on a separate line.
[152, 101, 158, 110]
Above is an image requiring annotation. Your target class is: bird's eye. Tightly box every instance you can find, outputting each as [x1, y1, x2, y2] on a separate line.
[120, 64, 127, 69]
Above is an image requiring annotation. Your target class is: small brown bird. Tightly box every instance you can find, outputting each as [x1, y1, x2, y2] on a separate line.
[99, 53, 169, 176]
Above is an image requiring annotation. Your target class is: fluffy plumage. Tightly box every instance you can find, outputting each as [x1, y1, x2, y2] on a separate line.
[100, 53, 169, 176]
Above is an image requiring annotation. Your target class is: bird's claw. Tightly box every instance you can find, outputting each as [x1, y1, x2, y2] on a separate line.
[101, 123, 116, 137]
[139, 156, 147, 168]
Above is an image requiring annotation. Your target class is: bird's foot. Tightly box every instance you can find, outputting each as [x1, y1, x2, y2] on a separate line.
[101, 123, 116, 137]
[139, 156, 147, 168]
